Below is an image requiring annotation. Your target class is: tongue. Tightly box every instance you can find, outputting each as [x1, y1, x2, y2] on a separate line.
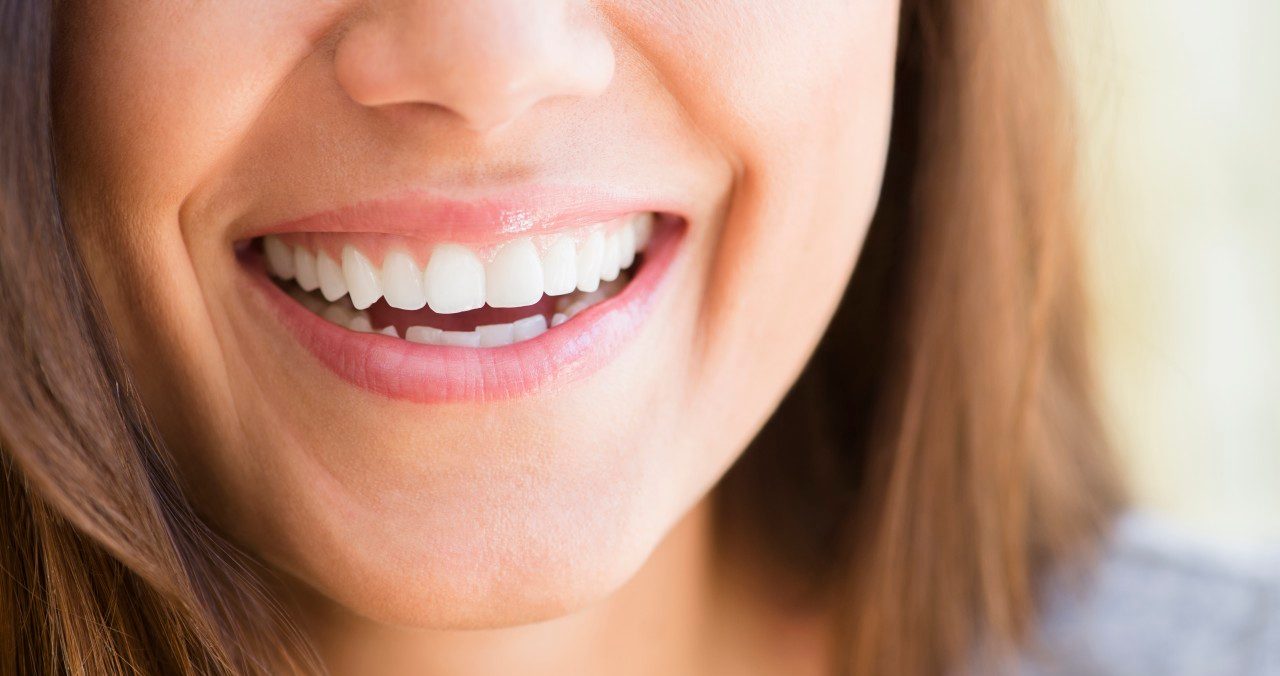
[366, 295, 559, 334]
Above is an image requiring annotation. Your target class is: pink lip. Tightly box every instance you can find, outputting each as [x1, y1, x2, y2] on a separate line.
[243, 214, 685, 403]
[241, 186, 682, 246]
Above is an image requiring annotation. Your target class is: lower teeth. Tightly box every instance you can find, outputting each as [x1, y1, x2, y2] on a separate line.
[285, 276, 629, 347]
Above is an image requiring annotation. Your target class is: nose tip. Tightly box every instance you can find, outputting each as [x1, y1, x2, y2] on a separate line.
[333, 0, 615, 133]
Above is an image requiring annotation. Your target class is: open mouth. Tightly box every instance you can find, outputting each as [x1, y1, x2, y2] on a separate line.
[239, 205, 684, 402]
[257, 212, 653, 347]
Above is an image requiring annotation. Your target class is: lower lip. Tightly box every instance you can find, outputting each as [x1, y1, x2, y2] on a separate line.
[242, 218, 685, 403]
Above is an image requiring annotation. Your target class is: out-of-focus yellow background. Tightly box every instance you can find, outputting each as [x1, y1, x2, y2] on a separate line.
[1058, 2, 1280, 542]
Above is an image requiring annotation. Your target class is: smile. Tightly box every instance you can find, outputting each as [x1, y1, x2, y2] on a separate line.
[239, 195, 685, 402]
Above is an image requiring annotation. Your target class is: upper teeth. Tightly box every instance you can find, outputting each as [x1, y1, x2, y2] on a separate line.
[261, 213, 654, 312]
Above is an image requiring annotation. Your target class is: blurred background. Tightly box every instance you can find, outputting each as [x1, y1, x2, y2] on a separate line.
[1058, 1, 1280, 543]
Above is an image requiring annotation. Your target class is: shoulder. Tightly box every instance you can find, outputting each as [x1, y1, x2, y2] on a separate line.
[1019, 512, 1280, 676]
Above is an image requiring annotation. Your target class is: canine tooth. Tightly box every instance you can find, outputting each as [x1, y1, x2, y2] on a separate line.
[634, 213, 653, 251]
[406, 326, 444, 345]
[576, 230, 604, 292]
[541, 236, 577, 296]
[512, 314, 548, 341]
[379, 325, 399, 338]
[423, 244, 485, 314]
[342, 246, 382, 310]
[322, 302, 356, 325]
[294, 247, 320, 292]
[439, 330, 481, 347]
[486, 238, 543, 308]
[317, 252, 348, 302]
[600, 231, 621, 282]
[619, 222, 637, 269]
[551, 313, 567, 327]
[476, 323, 515, 347]
[348, 315, 373, 332]
[264, 236, 295, 279]
[380, 250, 426, 310]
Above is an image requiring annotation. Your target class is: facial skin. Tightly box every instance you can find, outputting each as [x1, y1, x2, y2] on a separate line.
[56, 0, 897, 645]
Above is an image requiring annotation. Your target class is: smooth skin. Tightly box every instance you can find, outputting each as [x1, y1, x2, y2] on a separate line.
[55, 1, 898, 673]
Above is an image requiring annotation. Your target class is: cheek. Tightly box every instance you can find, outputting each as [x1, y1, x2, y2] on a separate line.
[54, 0, 336, 498]
[662, 1, 899, 452]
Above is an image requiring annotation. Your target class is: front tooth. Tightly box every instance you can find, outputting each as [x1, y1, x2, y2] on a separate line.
[512, 314, 548, 341]
[619, 223, 637, 269]
[541, 236, 577, 296]
[600, 231, 621, 282]
[342, 246, 382, 310]
[294, 247, 320, 292]
[378, 325, 399, 338]
[576, 230, 604, 292]
[406, 325, 444, 345]
[264, 236, 295, 279]
[439, 330, 481, 348]
[486, 238, 543, 308]
[633, 213, 653, 251]
[316, 252, 348, 302]
[423, 244, 485, 314]
[476, 323, 515, 347]
[380, 250, 426, 310]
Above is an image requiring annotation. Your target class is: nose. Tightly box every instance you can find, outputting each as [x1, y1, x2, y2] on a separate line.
[333, 0, 615, 133]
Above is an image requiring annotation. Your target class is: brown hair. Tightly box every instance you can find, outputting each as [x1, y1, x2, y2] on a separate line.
[717, 0, 1122, 673]
[0, 0, 1120, 674]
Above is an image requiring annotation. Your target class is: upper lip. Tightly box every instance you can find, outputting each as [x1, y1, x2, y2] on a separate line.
[238, 184, 686, 246]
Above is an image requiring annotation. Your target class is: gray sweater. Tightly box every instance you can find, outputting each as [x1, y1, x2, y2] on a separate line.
[1018, 513, 1280, 675]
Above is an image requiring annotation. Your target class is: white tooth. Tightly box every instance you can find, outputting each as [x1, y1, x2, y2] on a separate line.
[423, 244, 485, 314]
[512, 314, 548, 341]
[576, 230, 604, 292]
[342, 246, 382, 310]
[476, 323, 515, 347]
[348, 315, 373, 332]
[293, 247, 320, 292]
[439, 330, 481, 348]
[322, 302, 356, 325]
[551, 313, 567, 327]
[316, 252, 348, 302]
[562, 282, 618, 318]
[600, 232, 621, 282]
[619, 223, 637, 269]
[379, 325, 399, 338]
[486, 238, 543, 308]
[380, 250, 426, 310]
[406, 326, 444, 345]
[264, 236, 295, 279]
[541, 236, 578, 296]
[633, 213, 654, 251]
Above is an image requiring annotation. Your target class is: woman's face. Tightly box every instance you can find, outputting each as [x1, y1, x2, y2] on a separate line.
[56, 1, 897, 626]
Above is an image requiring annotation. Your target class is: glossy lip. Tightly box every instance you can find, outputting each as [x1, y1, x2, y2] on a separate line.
[237, 185, 685, 246]
[241, 213, 685, 403]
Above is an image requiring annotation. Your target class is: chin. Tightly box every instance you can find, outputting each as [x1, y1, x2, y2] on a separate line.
[269, 440, 689, 629]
